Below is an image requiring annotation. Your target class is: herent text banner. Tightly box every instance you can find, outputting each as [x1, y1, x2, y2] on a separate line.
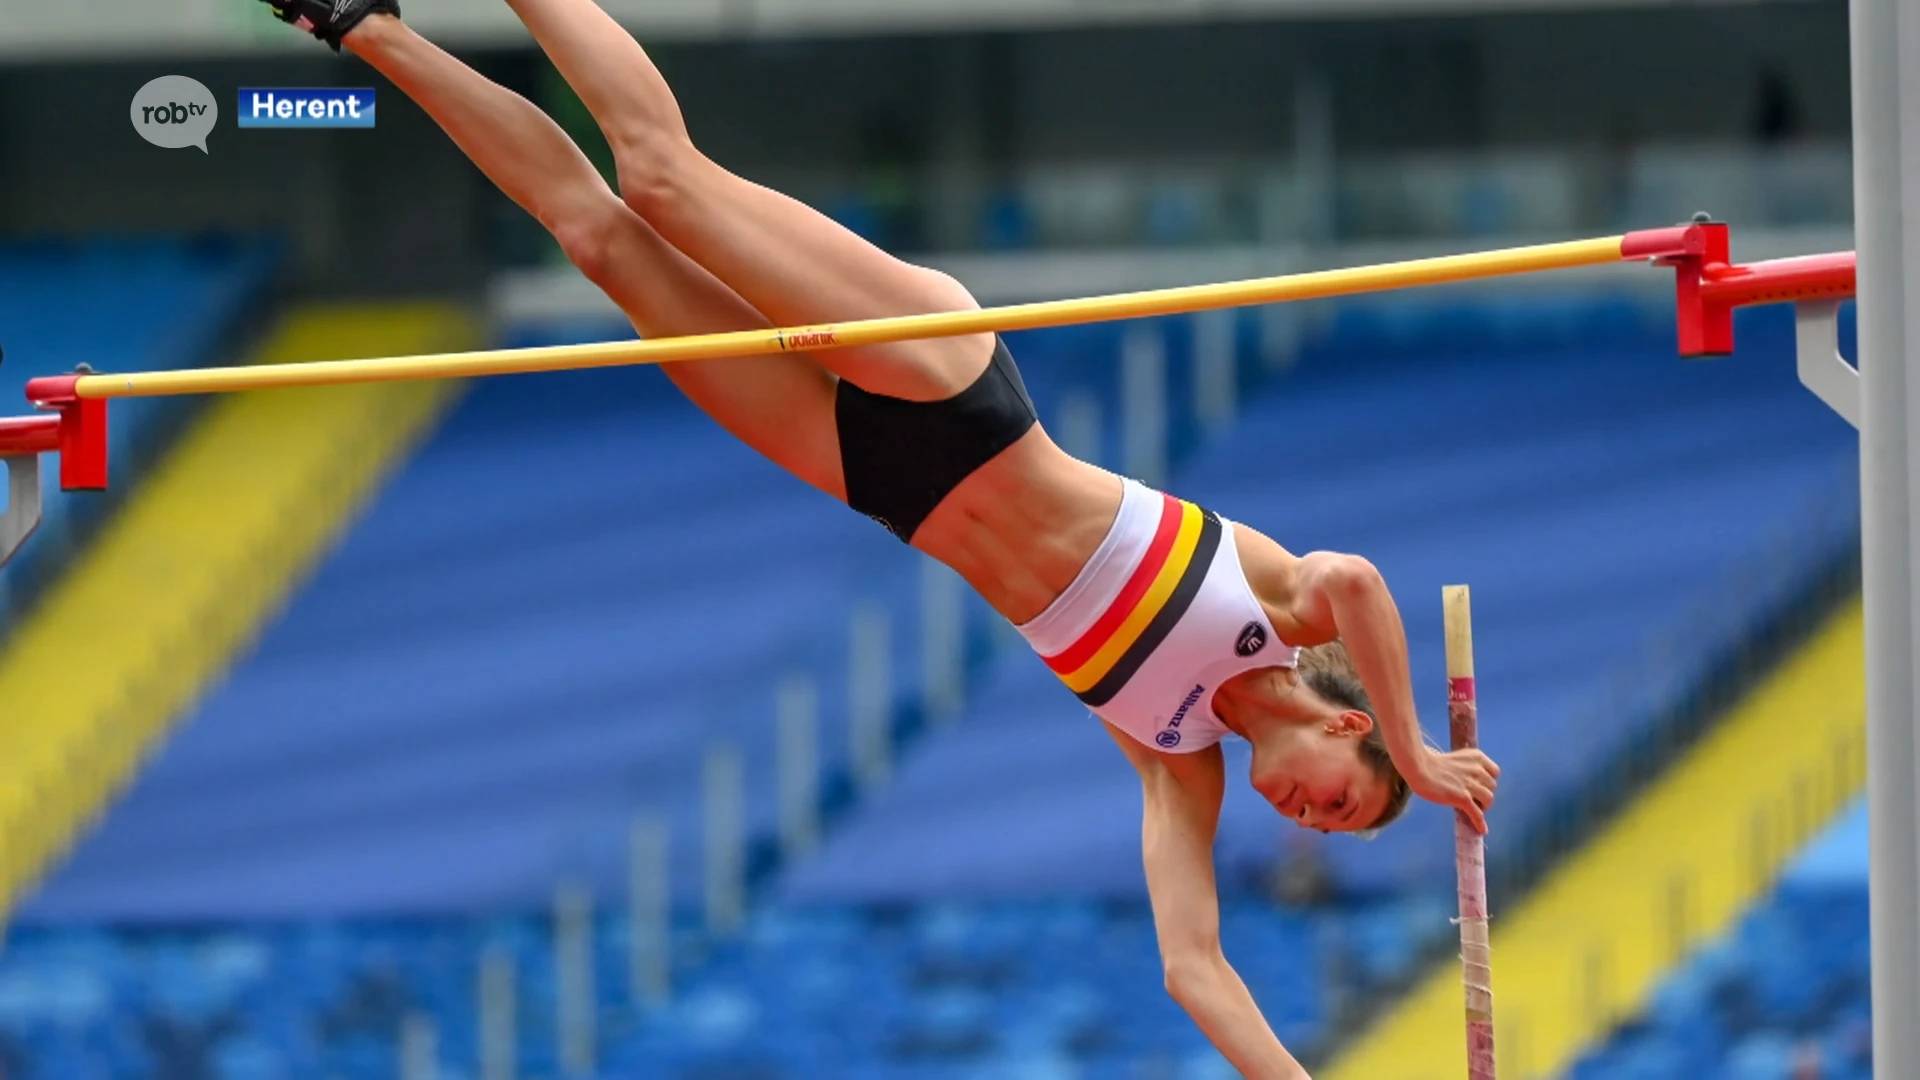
[237, 88, 377, 129]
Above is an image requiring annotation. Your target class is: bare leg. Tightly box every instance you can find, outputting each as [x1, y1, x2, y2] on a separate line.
[497, 0, 995, 402]
[344, 15, 844, 497]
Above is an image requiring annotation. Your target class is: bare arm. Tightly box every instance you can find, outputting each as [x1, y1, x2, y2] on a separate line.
[1290, 554, 1424, 767]
[1289, 551, 1499, 831]
[1108, 728, 1313, 1080]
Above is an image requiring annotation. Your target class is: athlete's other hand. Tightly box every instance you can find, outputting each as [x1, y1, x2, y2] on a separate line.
[1410, 746, 1500, 833]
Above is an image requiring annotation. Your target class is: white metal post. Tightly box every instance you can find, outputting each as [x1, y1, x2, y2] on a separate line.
[927, 37, 988, 251]
[628, 815, 671, 1008]
[703, 743, 746, 935]
[1293, 65, 1335, 249]
[399, 1014, 439, 1080]
[849, 604, 893, 790]
[777, 673, 820, 858]
[1850, 0, 1919, 1073]
[1192, 308, 1239, 434]
[921, 559, 966, 724]
[1055, 389, 1104, 466]
[554, 881, 595, 1077]
[478, 947, 516, 1080]
[1121, 322, 1169, 488]
[1259, 300, 1304, 372]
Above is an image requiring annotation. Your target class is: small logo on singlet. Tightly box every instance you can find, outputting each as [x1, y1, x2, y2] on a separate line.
[1157, 683, 1205, 749]
[1235, 621, 1268, 658]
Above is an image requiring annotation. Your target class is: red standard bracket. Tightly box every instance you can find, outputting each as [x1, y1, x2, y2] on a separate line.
[1700, 251, 1858, 310]
[1623, 218, 1736, 356]
[1619, 222, 1712, 263]
[0, 415, 60, 457]
[23, 375, 109, 491]
[1627, 216, 1859, 358]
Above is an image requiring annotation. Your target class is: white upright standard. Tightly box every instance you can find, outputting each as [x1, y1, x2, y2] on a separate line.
[1850, 0, 1918, 1073]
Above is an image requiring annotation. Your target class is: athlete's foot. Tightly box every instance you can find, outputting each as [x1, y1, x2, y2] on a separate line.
[257, 0, 401, 52]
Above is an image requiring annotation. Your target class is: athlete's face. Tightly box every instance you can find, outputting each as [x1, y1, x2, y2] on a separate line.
[1252, 716, 1393, 834]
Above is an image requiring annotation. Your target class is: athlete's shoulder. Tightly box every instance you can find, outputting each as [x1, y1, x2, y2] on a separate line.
[1225, 521, 1302, 607]
[1278, 550, 1383, 646]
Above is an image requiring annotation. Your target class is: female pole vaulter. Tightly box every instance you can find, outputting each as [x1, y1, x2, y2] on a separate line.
[263, 3, 1500, 1074]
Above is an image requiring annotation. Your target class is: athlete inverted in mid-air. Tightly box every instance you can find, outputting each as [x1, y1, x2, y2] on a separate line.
[263, 2, 1499, 1074]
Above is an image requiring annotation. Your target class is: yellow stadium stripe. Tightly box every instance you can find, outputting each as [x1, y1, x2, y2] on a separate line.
[1324, 600, 1865, 1080]
[1060, 501, 1204, 693]
[0, 303, 481, 921]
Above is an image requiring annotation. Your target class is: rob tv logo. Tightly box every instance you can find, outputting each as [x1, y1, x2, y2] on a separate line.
[130, 75, 218, 153]
[238, 88, 377, 129]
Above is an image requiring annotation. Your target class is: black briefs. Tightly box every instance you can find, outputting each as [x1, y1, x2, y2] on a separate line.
[835, 336, 1038, 543]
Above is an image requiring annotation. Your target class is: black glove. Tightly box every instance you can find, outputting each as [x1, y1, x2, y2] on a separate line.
[257, 0, 402, 52]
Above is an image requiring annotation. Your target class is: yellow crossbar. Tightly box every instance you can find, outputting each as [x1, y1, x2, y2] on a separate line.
[71, 236, 1630, 400]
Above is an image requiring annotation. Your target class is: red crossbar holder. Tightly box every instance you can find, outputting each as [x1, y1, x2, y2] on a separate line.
[21, 375, 108, 491]
[1623, 218, 1859, 357]
[1, 376, 107, 571]
[0, 415, 60, 457]
[1624, 219, 1736, 356]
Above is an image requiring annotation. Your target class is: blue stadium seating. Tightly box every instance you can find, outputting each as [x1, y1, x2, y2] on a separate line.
[19, 310, 1243, 920]
[0, 238, 278, 598]
[1569, 799, 1871, 1080]
[5, 796, 1863, 1079]
[0, 293, 1866, 1078]
[20, 351, 922, 919]
[23, 298, 1858, 919]
[0, 893, 1451, 1079]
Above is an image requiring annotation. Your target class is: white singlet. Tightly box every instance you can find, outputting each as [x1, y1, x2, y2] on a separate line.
[1016, 478, 1301, 753]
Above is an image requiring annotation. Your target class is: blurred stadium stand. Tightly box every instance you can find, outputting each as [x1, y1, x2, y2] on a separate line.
[0, 0, 1831, 57]
[22, 294, 1859, 916]
[0, 803, 1875, 1080]
[0, 239, 278, 610]
[16, 308, 1266, 920]
[17, 350, 921, 919]
[0, 893, 1455, 1079]
[1, 294, 1864, 1078]
[0, 303, 480, 922]
[1569, 800, 1871, 1080]
[0, 1, 1873, 1077]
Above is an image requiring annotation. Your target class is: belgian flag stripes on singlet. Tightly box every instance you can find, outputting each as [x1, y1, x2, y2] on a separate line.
[1041, 493, 1224, 707]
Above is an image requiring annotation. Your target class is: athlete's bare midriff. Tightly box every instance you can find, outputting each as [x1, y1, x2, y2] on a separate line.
[914, 422, 1319, 638]
[910, 425, 1127, 625]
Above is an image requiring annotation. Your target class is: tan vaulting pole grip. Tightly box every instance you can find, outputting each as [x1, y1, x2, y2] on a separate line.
[1444, 584, 1496, 1080]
